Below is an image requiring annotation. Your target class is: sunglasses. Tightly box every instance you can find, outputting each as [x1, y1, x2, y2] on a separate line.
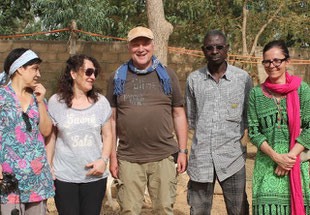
[85, 68, 98, 78]
[203, 45, 226, 51]
[22, 112, 32, 132]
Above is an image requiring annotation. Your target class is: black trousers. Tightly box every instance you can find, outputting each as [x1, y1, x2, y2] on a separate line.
[54, 178, 107, 215]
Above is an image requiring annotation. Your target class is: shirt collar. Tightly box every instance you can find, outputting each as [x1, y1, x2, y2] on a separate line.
[204, 61, 232, 81]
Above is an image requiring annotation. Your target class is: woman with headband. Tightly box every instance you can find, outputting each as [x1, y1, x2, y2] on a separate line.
[46, 54, 112, 215]
[0, 48, 54, 214]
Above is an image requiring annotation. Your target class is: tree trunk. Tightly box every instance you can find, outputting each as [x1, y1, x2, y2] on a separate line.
[241, 0, 249, 56]
[146, 0, 173, 66]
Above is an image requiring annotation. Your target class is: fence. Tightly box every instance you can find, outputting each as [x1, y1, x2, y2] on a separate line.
[0, 28, 309, 97]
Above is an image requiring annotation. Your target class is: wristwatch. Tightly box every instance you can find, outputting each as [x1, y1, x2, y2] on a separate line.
[179, 148, 188, 154]
[99, 157, 109, 164]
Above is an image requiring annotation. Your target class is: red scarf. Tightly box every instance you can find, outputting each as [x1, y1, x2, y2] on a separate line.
[264, 72, 303, 215]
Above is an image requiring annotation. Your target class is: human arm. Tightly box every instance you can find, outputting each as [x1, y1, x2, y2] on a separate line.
[259, 141, 297, 176]
[247, 88, 268, 148]
[105, 74, 119, 178]
[185, 77, 196, 131]
[86, 117, 113, 176]
[275, 83, 310, 175]
[295, 82, 310, 150]
[109, 108, 119, 178]
[173, 107, 188, 174]
[34, 83, 52, 137]
[0, 164, 2, 179]
[243, 74, 253, 130]
[45, 126, 57, 180]
[247, 88, 295, 176]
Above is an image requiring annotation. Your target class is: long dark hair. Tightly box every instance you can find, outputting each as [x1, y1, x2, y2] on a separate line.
[263, 40, 290, 59]
[57, 54, 101, 108]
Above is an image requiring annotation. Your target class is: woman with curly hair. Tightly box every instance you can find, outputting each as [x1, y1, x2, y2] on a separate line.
[46, 54, 112, 215]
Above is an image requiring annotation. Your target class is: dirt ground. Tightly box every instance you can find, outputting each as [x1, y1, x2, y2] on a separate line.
[47, 134, 257, 215]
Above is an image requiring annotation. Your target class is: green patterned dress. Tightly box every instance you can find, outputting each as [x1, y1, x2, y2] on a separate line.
[248, 81, 310, 214]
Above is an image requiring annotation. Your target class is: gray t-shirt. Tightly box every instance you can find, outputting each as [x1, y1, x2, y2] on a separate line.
[48, 94, 112, 183]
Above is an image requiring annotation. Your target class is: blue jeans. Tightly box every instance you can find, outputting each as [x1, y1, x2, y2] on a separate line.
[187, 166, 249, 215]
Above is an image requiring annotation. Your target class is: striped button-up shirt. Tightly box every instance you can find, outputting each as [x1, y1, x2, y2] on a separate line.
[185, 63, 252, 182]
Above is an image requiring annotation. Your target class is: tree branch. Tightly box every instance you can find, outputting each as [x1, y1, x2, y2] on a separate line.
[242, 0, 249, 56]
[249, 2, 285, 56]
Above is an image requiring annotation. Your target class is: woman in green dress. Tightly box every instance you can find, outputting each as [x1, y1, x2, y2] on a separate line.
[248, 40, 310, 215]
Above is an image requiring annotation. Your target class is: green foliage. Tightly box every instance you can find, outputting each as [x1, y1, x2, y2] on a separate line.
[106, 0, 148, 39]
[0, 0, 309, 51]
[29, 0, 119, 40]
[0, 0, 33, 36]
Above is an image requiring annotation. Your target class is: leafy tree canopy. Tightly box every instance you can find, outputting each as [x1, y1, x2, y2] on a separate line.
[0, 0, 309, 50]
[0, 0, 32, 35]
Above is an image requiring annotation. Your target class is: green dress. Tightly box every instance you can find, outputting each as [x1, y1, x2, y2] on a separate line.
[248, 81, 310, 214]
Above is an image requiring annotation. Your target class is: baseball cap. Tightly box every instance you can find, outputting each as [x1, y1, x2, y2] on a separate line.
[127, 26, 154, 42]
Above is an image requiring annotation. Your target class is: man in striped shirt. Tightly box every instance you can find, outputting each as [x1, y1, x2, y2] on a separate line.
[185, 30, 252, 215]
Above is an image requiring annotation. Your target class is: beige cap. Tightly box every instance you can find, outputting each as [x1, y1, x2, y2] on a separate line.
[127, 26, 154, 42]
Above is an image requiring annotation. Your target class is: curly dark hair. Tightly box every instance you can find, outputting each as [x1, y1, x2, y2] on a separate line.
[57, 54, 101, 108]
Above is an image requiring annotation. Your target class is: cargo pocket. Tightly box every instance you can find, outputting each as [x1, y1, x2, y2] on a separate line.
[170, 176, 177, 205]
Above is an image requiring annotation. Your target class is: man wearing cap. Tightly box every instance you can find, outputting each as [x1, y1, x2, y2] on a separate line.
[106, 26, 188, 214]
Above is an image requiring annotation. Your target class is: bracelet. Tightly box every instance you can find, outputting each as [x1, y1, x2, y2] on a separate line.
[99, 157, 109, 164]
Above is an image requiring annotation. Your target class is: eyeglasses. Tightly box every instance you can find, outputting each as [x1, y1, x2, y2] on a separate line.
[22, 112, 32, 132]
[203, 45, 226, 51]
[85, 68, 98, 78]
[262, 58, 287, 67]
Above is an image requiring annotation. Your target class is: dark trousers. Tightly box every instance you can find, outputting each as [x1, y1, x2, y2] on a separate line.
[187, 166, 249, 215]
[54, 178, 107, 215]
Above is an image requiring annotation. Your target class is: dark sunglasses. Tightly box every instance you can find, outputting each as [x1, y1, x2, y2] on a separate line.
[85, 68, 98, 78]
[203, 45, 226, 51]
[22, 112, 32, 132]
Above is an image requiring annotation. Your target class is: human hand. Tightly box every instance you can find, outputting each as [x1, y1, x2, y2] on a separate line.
[0, 164, 2, 179]
[177, 153, 187, 174]
[109, 156, 119, 179]
[275, 166, 289, 176]
[274, 153, 296, 171]
[50, 167, 56, 180]
[33, 83, 46, 103]
[85, 159, 106, 176]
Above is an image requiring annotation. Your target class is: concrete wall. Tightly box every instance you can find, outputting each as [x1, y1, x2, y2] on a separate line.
[0, 40, 308, 98]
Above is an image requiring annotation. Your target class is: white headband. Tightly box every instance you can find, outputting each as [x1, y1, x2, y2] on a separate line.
[0, 50, 39, 85]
